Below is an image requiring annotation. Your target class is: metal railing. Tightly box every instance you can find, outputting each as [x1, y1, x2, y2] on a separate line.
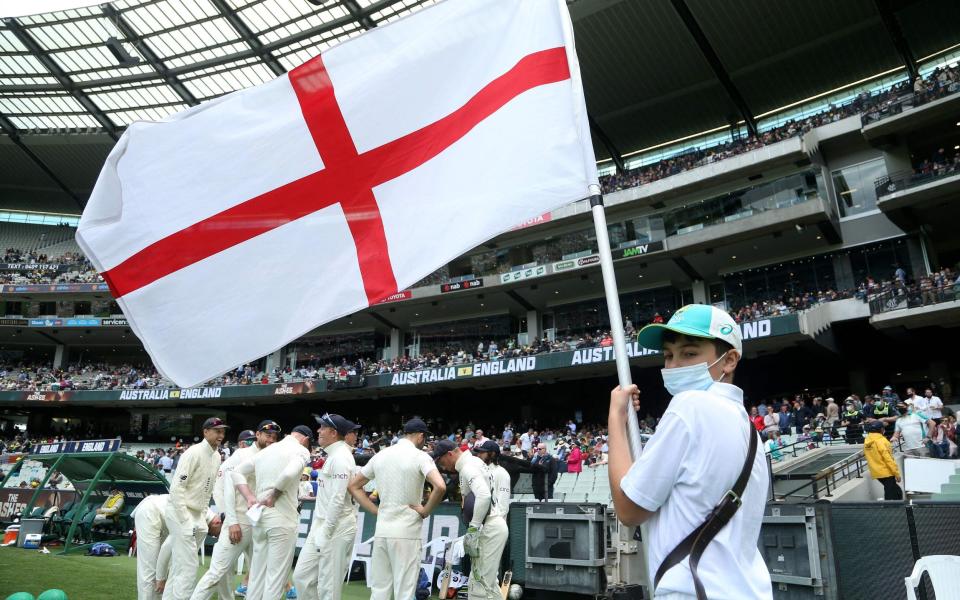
[767, 432, 907, 501]
[860, 82, 960, 126]
[874, 166, 960, 199]
[867, 282, 959, 315]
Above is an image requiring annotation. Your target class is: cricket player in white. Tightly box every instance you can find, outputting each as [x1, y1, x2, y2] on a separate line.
[475, 439, 512, 579]
[235, 424, 312, 600]
[348, 418, 447, 600]
[434, 440, 508, 600]
[293, 414, 361, 600]
[134, 494, 222, 600]
[163, 418, 226, 600]
[189, 422, 280, 600]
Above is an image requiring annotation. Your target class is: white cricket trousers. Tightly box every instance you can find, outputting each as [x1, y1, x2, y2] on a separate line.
[291, 528, 355, 600]
[468, 517, 509, 600]
[369, 537, 422, 600]
[189, 523, 253, 600]
[246, 523, 297, 600]
[136, 531, 165, 600]
[162, 506, 207, 600]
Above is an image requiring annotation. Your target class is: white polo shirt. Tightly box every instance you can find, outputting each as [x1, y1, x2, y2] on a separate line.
[360, 437, 436, 539]
[621, 382, 772, 600]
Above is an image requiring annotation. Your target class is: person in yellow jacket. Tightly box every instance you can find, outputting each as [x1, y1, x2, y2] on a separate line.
[864, 420, 902, 500]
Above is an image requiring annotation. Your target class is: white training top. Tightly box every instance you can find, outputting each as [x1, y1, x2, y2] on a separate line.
[487, 463, 511, 519]
[456, 452, 492, 529]
[621, 382, 772, 600]
[217, 444, 259, 527]
[360, 437, 437, 539]
[235, 435, 309, 527]
[310, 440, 358, 540]
[168, 441, 221, 527]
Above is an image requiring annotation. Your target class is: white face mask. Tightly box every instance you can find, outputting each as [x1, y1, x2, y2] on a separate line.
[661, 352, 728, 396]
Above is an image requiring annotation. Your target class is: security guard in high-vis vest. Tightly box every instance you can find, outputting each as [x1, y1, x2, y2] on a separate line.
[869, 397, 899, 438]
[841, 401, 863, 444]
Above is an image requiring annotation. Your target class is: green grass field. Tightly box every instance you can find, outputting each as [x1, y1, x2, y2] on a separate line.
[0, 546, 376, 600]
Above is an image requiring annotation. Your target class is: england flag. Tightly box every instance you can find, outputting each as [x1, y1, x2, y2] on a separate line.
[77, 0, 599, 387]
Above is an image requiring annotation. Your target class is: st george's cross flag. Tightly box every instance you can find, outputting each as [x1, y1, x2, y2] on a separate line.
[77, 0, 599, 388]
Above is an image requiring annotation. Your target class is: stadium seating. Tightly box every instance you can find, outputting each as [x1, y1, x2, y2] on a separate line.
[512, 465, 612, 505]
[0, 222, 77, 254]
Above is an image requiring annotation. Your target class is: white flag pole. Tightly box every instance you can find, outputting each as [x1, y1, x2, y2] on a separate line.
[588, 190, 643, 461]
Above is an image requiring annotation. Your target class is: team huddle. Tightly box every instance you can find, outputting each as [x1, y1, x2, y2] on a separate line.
[132, 414, 512, 600]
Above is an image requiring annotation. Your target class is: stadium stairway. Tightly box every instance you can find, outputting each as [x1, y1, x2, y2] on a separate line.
[932, 466, 960, 500]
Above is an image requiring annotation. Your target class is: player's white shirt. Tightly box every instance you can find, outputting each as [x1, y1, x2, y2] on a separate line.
[235, 435, 309, 527]
[621, 382, 772, 600]
[218, 444, 260, 527]
[360, 438, 436, 539]
[168, 441, 221, 525]
[456, 452, 492, 529]
[309, 440, 357, 540]
[486, 463, 511, 519]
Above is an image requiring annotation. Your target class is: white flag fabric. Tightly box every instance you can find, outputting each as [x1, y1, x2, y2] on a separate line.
[77, 0, 599, 387]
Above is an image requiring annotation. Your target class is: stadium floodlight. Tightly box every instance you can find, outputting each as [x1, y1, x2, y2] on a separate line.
[104, 36, 141, 68]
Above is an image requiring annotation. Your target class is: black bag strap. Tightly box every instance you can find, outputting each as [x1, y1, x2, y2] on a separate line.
[653, 417, 759, 599]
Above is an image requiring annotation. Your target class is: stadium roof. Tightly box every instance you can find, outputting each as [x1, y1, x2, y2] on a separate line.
[1, 0, 958, 212]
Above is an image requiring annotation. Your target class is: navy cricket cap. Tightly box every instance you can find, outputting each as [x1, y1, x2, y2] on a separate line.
[291, 425, 314, 441]
[430, 439, 457, 461]
[202, 417, 229, 430]
[473, 440, 500, 454]
[403, 418, 431, 435]
[318, 413, 361, 436]
[257, 420, 281, 433]
[237, 430, 256, 443]
[864, 420, 884, 433]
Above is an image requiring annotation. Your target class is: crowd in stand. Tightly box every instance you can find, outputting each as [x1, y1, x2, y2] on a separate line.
[863, 266, 959, 312]
[0, 248, 102, 285]
[600, 63, 960, 195]
[752, 385, 957, 461]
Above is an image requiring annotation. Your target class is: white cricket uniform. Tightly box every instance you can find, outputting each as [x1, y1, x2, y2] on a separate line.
[189, 444, 261, 600]
[134, 494, 170, 600]
[360, 437, 437, 600]
[293, 440, 358, 600]
[620, 382, 772, 600]
[163, 442, 221, 600]
[486, 464, 511, 519]
[235, 435, 309, 600]
[457, 453, 507, 600]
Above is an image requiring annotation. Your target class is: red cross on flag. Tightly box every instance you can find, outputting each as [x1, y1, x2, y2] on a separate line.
[77, 0, 599, 388]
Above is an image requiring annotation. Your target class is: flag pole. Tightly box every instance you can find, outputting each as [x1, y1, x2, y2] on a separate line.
[589, 191, 643, 461]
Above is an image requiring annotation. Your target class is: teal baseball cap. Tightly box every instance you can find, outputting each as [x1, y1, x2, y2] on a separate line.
[637, 304, 743, 355]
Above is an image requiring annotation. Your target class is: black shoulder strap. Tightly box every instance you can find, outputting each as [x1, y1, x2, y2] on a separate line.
[653, 418, 759, 599]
